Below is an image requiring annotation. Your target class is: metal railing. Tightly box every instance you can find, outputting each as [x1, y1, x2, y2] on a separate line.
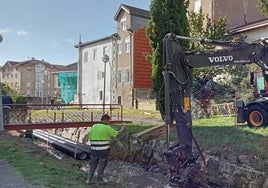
[3, 103, 127, 130]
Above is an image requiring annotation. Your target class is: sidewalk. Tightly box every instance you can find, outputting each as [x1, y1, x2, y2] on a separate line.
[0, 160, 44, 188]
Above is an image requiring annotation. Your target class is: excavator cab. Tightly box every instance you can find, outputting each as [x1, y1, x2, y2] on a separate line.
[250, 70, 268, 98]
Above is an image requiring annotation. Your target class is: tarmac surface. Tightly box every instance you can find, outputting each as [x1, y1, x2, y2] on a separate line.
[0, 160, 45, 188]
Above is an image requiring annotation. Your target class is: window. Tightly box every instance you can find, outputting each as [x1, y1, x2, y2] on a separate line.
[47, 83, 50, 95]
[120, 18, 127, 31]
[194, 0, 201, 13]
[124, 69, 130, 83]
[103, 46, 108, 56]
[57, 78, 61, 87]
[117, 70, 122, 83]
[117, 41, 122, 54]
[35, 64, 45, 72]
[83, 51, 88, 63]
[26, 90, 30, 95]
[118, 96, 122, 104]
[26, 73, 31, 78]
[93, 49, 97, 61]
[26, 82, 31, 87]
[53, 75, 60, 88]
[125, 38, 130, 53]
[97, 71, 102, 80]
[99, 91, 103, 101]
[36, 72, 44, 81]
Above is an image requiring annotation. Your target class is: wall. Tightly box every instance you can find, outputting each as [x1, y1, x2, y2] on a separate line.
[133, 28, 152, 89]
[79, 38, 114, 105]
[188, 0, 266, 29]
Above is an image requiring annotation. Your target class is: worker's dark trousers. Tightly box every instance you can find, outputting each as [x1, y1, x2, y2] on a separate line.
[88, 149, 110, 182]
[3, 108, 10, 124]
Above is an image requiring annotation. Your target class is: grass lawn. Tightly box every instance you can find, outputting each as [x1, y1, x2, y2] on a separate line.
[0, 132, 86, 187]
[192, 116, 268, 156]
[118, 112, 268, 157]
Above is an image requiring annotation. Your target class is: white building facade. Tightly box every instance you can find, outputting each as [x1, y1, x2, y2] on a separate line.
[75, 34, 117, 105]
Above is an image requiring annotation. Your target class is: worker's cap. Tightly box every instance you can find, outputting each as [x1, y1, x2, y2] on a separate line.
[101, 114, 111, 121]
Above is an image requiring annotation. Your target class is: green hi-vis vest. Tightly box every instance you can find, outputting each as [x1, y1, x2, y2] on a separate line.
[89, 123, 118, 150]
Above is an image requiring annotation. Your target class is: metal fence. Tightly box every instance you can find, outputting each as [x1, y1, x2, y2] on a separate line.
[5, 103, 124, 125]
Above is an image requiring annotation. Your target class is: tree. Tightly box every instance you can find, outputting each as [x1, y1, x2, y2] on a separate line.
[1, 83, 15, 96]
[146, 0, 189, 117]
[146, 2, 251, 118]
[1, 83, 27, 104]
[188, 10, 231, 116]
[257, 0, 268, 15]
[188, 10, 251, 117]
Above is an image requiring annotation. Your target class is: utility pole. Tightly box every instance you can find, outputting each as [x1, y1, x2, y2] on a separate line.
[102, 55, 109, 114]
[0, 34, 4, 130]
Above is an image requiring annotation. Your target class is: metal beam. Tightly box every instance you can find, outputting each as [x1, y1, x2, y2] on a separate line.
[4, 121, 132, 131]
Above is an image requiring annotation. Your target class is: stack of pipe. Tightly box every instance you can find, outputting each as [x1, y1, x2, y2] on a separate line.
[33, 129, 91, 160]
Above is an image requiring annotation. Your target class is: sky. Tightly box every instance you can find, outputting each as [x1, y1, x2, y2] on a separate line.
[0, 0, 151, 66]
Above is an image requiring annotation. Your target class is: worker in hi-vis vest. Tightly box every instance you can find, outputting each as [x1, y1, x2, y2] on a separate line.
[86, 114, 125, 185]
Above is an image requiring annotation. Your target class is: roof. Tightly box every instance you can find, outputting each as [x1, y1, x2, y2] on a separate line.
[231, 18, 268, 34]
[15, 59, 50, 67]
[0, 58, 77, 72]
[0, 61, 20, 71]
[114, 4, 150, 20]
[65, 62, 77, 70]
[7, 61, 20, 66]
[0, 59, 49, 70]
[51, 62, 77, 72]
[74, 33, 118, 48]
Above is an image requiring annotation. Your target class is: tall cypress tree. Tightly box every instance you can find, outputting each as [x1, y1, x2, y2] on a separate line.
[146, 0, 189, 118]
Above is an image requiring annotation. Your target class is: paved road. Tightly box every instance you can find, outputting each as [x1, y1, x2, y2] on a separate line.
[0, 160, 45, 188]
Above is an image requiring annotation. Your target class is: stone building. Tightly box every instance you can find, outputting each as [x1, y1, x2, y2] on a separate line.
[0, 58, 77, 104]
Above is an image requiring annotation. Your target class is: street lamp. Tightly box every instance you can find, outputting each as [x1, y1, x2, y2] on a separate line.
[0, 34, 3, 130]
[44, 70, 50, 104]
[102, 55, 109, 114]
[40, 80, 44, 105]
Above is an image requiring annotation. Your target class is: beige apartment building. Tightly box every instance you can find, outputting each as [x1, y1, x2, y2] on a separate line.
[188, 0, 268, 44]
[113, 4, 152, 108]
[0, 58, 75, 104]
